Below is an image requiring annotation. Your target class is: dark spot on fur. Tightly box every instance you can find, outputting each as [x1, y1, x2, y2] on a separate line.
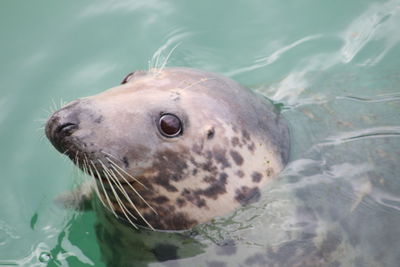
[220, 172, 228, 182]
[212, 147, 231, 169]
[230, 150, 244, 166]
[242, 129, 250, 141]
[154, 176, 178, 192]
[152, 196, 169, 204]
[94, 115, 103, 123]
[192, 168, 198, 176]
[171, 174, 181, 181]
[203, 175, 217, 183]
[190, 156, 199, 167]
[152, 244, 178, 261]
[252, 172, 263, 183]
[248, 142, 255, 152]
[197, 198, 206, 207]
[152, 149, 189, 191]
[236, 170, 245, 178]
[182, 189, 207, 208]
[198, 173, 228, 199]
[122, 156, 129, 168]
[176, 198, 186, 207]
[201, 159, 218, 174]
[155, 150, 188, 179]
[231, 136, 240, 147]
[183, 172, 228, 204]
[235, 186, 261, 206]
[207, 128, 215, 139]
[140, 179, 154, 191]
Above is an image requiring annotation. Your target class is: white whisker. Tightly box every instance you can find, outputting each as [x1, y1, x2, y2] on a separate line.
[97, 160, 139, 229]
[158, 42, 181, 72]
[90, 160, 118, 218]
[42, 108, 53, 115]
[109, 163, 157, 215]
[83, 156, 110, 212]
[101, 152, 157, 215]
[51, 98, 58, 113]
[153, 49, 161, 71]
[39, 134, 46, 142]
[74, 151, 80, 171]
[98, 161, 139, 220]
[108, 168, 155, 230]
[101, 152, 147, 188]
[60, 98, 67, 108]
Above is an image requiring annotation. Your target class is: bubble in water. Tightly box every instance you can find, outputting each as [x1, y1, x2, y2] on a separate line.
[39, 252, 51, 263]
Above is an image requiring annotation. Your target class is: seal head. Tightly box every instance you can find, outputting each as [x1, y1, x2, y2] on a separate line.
[45, 67, 290, 230]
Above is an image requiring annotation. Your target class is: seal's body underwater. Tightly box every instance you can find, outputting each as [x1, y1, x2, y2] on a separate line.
[45, 67, 290, 230]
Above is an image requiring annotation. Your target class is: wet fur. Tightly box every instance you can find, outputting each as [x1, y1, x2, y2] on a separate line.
[46, 67, 290, 230]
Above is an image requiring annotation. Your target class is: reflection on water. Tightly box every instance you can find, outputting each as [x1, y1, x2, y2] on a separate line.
[0, 0, 400, 266]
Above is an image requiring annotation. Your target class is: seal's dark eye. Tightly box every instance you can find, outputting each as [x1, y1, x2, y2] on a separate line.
[158, 114, 182, 138]
[121, 72, 135, 84]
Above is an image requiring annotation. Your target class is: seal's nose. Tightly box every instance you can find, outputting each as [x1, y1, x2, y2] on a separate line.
[45, 100, 81, 153]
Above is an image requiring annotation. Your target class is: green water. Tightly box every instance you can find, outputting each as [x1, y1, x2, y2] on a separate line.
[1, 0, 400, 266]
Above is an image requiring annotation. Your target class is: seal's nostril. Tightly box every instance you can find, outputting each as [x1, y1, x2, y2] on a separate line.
[57, 122, 78, 137]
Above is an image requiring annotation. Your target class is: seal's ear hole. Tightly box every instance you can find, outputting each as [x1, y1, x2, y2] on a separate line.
[121, 72, 135, 84]
[207, 128, 215, 140]
[158, 113, 183, 138]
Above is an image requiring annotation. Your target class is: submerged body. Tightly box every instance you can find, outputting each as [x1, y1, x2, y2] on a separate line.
[45, 67, 289, 230]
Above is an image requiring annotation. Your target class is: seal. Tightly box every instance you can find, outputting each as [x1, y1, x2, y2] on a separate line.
[45, 67, 290, 230]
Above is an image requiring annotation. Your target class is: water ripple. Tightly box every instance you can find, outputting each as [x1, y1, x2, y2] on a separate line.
[337, 93, 400, 103]
[340, 0, 400, 64]
[79, 0, 172, 17]
[224, 35, 322, 77]
[320, 126, 400, 146]
[0, 219, 20, 242]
